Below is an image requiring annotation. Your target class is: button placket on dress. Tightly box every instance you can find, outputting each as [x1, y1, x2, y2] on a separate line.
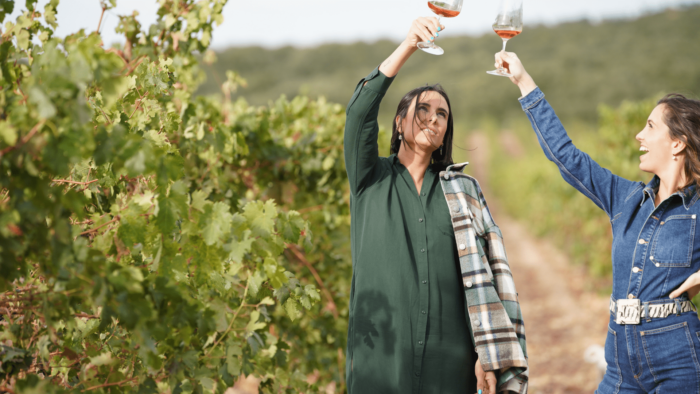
[626, 201, 668, 300]
[412, 180, 430, 387]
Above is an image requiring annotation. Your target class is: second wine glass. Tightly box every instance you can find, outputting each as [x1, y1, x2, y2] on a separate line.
[417, 0, 464, 55]
[486, 0, 523, 77]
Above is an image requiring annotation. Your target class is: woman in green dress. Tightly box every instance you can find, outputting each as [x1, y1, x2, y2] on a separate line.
[343, 18, 526, 394]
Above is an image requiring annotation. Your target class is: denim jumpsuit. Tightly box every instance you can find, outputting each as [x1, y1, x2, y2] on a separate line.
[521, 88, 700, 393]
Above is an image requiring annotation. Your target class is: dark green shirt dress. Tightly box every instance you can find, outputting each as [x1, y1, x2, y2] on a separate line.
[344, 67, 477, 394]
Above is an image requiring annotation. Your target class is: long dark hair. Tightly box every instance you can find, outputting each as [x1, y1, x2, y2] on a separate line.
[390, 84, 454, 169]
[657, 93, 700, 192]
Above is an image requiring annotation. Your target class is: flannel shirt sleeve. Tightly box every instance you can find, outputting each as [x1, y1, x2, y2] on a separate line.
[473, 180, 529, 393]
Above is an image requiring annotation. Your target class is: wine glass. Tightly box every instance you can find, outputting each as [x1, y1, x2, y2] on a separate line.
[417, 0, 464, 55]
[486, 0, 523, 76]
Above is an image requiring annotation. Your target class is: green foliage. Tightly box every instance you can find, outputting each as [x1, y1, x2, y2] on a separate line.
[0, 1, 356, 392]
[489, 98, 656, 277]
[198, 6, 700, 128]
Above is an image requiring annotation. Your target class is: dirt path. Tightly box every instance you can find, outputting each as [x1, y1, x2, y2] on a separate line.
[469, 133, 611, 394]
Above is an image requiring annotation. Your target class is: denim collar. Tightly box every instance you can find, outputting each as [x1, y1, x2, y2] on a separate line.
[641, 175, 699, 209]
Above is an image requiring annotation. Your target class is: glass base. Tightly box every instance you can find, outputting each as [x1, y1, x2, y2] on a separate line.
[486, 68, 512, 77]
[417, 41, 444, 55]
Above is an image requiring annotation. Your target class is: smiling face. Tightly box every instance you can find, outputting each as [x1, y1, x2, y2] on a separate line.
[397, 91, 449, 154]
[636, 104, 683, 174]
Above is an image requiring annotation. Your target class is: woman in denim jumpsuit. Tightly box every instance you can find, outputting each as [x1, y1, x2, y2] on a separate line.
[496, 51, 700, 393]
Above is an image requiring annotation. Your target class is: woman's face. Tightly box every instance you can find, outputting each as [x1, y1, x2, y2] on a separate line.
[398, 91, 449, 154]
[636, 104, 686, 174]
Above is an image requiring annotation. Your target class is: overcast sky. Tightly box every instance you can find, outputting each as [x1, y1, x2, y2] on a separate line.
[7, 0, 700, 49]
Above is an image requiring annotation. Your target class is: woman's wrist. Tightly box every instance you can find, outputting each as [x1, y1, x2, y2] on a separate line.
[517, 74, 537, 98]
[399, 39, 419, 55]
[380, 41, 418, 78]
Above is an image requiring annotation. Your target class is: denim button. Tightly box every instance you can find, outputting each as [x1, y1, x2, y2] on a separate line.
[656, 263, 660, 267]
[638, 239, 646, 244]
[628, 294, 635, 299]
[632, 267, 640, 273]
[694, 215, 697, 219]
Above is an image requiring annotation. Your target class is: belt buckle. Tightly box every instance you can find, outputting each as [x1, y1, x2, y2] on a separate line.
[616, 299, 641, 325]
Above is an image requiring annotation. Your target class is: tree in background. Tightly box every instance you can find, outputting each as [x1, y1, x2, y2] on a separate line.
[0, 0, 357, 392]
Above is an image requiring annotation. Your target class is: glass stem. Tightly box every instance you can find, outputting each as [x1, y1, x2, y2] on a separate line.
[499, 39, 509, 70]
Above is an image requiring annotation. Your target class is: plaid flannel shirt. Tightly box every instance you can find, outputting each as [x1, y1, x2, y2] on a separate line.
[439, 162, 529, 394]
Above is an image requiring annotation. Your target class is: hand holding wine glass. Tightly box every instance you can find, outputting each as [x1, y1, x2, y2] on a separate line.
[417, 0, 464, 55]
[403, 17, 444, 49]
[495, 51, 537, 97]
[487, 0, 524, 77]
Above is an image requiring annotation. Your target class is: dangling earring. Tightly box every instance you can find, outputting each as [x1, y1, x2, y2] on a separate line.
[673, 154, 678, 161]
[398, 134, 403, 140]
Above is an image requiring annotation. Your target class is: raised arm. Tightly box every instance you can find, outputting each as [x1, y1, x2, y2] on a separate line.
[495, 52, 638, 217]
[344, 18, 442, 196]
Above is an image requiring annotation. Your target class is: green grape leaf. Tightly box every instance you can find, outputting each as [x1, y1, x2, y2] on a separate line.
[278, 210, 306, 243]
[263, 258, 288, 289]
[226, 342, 242, 376]
[156, 181, 188, 234]
[0, 1, 14, 24]
[200, 201, 233, 246]
[225, 229, 254, 263]
[28, 86, 56, 119]
[242, 200, 277, 238]
[284, 299, 301, 321]
[89, 352, 114, 366]
[304, 285, 321, 302]
[43, 0, 59, 29]
[247, 269, 265, 297]
[244, 310, 266, 335]
[190, 190, 210, 212]
[0, 120, 17, 145]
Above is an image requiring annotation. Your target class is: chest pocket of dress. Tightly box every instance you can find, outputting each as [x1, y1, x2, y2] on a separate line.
[650, 214, 697, 267]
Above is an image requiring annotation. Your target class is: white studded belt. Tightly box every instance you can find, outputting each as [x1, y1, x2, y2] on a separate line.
[609, 296, 697, 325]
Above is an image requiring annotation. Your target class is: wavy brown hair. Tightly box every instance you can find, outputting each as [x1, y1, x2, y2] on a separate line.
[658, 94, 700, 192]
[390, 84, 454, 170]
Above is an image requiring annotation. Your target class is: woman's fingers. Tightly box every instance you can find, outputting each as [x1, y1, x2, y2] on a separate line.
[485, 371, 497, 394]
[426, 16, 444, 36]
[419, 16, 442, 37]
[418, 23, 435, 42]
[670, 271, 700, 299]
[409, 19, 432, 44]
[474, 359, 486, 394]
[405, 17, 446, 46]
